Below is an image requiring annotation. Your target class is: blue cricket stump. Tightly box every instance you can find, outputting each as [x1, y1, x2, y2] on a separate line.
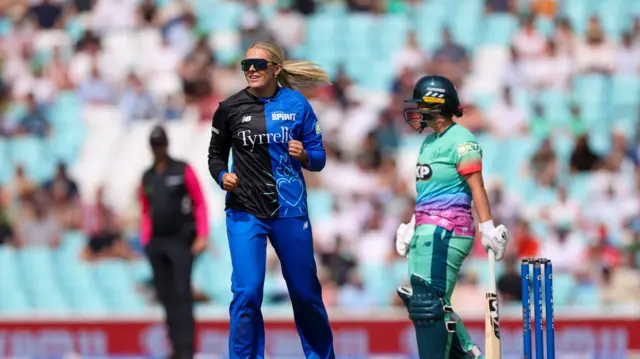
[521, 259, 532, 359]
[544, 259, 555, 359]
[533, 260, 543, 359]
[521, 258, 555, 359]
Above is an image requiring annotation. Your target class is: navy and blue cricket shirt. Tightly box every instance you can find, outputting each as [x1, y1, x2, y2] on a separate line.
[208, 87, 326, 219]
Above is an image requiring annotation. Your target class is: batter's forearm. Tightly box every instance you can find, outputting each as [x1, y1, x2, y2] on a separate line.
[465, 172, 492, 223]
[472, 187, 493, 223]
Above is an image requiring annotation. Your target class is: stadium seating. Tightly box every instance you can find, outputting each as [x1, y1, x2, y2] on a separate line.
[0, 0, 638, 315]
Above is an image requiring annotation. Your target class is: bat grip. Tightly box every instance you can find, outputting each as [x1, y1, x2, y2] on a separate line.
[488, 249, 497, 294]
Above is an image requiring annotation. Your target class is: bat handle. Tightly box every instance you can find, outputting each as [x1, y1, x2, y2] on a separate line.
[488, 249, 497, 294]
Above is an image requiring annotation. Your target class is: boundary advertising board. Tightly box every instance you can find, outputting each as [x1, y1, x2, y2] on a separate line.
[0, 310, 634, 358]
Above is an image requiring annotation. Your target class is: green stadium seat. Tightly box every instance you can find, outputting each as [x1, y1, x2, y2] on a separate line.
[259, 2, 277, 20]
[450, 11, 480, 51]
[567, 173, 592, 204]
[414, 3, 445, 52]
[462, 257, 505, 287]
[536, 90, 571, 126]
[611, 75, 640, 108]
[475, 134, 500, 177]
[358, 262, 395, 306]
[193, 252, 213, 293]
[561, 0, 593, 36]
[633, 0, 640, 16]
[0, 16, 13, 36]
[534, 16, 555, 37]
[391, 258, 408, 285]
[307, 189, 334, 222]
[594, 0, 628, 41]
[587, 127, 612, 156]
[305, 14, 343, 66]
[316, 1, 347, 15]
[9, 136, 46, 177]
[0, 291, 31, 313]
[209, 266, 233, 305]
[377, 14, 411, 63]
[108, 291, 147, 313]
[64, 15, 85, 42]
[0, 247, 22, 300]
[529, 221, 550, 240]
[400, 133, 426, 150]
[572, 74, 610, 108]
[47, 128, 84, 166]
[571, 285, 601, 308]
[32, 290, 69, 313]
[92, 260, 142, 312]
[263, 272, 282, 304]
[481, 14, 519, 46]
[58, 231, 87, 257]
[344, 14, 376, 61]
[57, 262, 89, 294]
[209, 219, 228, 246]
[511, 88, 533, 115]
[69, 291, 109, 314]
[196, 1, 242, 32]
[502, 137, 541, 180]
[0, 139, 11, 184]
[612, 115, 638, 141]
[551, 133, 575, 169]
[541, 272, 573, 307]
[129, 259, 153, 283]
[18, 248, 56, 283]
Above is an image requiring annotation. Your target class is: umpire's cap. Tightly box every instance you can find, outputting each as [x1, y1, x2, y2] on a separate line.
[149, 124, 168, 146]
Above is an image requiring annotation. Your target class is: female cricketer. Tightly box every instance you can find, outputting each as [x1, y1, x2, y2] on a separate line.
[395, 75, 509, 359]
[207, 41, 335, 359]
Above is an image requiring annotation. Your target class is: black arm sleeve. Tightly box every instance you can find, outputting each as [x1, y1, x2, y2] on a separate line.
[208, 103, 231, 188]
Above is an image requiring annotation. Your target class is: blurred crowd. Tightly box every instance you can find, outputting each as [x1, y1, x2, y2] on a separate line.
[1, 0, 640, 312]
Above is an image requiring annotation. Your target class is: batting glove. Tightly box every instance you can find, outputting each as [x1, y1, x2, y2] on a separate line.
[395, 215, 415, 257]
[479, 221, 508, 261]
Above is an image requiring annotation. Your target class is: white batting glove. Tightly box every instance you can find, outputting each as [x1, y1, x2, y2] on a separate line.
[479, 221, 508, 261]
[395, 215, 415, 257]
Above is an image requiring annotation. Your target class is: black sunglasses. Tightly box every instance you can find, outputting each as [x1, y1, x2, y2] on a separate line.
[241, 58, 276, 71]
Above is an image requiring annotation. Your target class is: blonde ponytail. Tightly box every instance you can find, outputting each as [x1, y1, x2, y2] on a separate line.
[247, 41, 331, 90]
[278, 60, 331, 90]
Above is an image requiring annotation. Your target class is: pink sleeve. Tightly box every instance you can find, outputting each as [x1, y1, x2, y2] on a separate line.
[139, 185, 152, 246]
[184, 164, 209, 239]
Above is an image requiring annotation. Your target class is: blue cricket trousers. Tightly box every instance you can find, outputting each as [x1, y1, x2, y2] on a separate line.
[225, 210, 335, 359]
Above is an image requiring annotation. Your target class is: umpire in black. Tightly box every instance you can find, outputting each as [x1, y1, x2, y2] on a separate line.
[139, 125, 209, 359]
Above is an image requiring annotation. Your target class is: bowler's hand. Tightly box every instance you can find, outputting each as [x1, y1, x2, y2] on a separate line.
[191, 237, 208, 255]
[222, 172, 239, 191]
[288, 140, 308, 163]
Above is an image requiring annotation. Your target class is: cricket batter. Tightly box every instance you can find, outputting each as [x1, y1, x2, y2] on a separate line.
[394, 75, 509, 359]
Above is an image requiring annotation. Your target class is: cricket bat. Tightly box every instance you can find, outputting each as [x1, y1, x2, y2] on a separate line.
[485, 250, 501, 359]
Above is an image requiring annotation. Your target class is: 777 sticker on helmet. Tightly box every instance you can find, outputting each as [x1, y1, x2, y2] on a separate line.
[422, 91, 446, 104]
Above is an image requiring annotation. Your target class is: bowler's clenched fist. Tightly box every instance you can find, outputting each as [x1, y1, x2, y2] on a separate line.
[222, 172, 239, 191]
[288, 140, 307, 163]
